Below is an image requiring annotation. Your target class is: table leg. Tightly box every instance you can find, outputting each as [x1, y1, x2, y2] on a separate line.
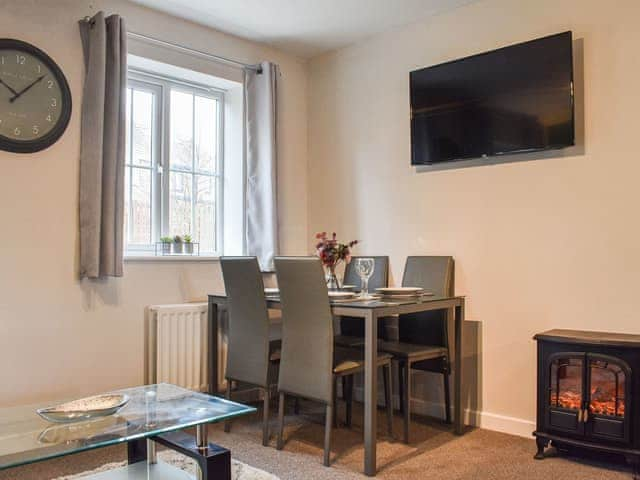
[208, 299, 219, 395]
[197, 424, 207, 480]
[147, 439, 157, 464]
[454, 300, 465, 435]
[364, 310, 377, 476]
[127, 438, 146, 464]
[153, 429, 231, 480]
[197, 424, 208, 449]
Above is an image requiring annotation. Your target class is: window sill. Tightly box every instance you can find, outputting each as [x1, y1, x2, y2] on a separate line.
[124, 255, 220, 263]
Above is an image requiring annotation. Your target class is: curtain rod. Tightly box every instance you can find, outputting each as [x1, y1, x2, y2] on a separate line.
[127, 31, 262, 72]
[80, 17, 262, 72]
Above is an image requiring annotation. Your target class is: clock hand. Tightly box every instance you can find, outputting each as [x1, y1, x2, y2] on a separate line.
[9, 75, 45, 103]
[0, 78, 18, 97]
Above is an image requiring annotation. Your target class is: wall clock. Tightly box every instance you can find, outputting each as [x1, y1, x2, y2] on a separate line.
[0, 39, 71, 153]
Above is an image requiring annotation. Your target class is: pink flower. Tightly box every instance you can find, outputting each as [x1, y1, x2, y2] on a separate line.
[313, 231, 358, 268]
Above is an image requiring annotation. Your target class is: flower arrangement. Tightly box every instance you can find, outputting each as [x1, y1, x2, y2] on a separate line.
[315, 232, 358, 289]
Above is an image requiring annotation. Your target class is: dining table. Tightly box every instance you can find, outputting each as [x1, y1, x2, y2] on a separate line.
[207, 291, 466, 476]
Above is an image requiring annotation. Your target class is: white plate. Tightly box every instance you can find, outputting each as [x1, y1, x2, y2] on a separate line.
[264, 287, 279, 295]
[376, 287, 424, 294]
[380, 293, 432, 299]
[328, 291, 356, 299]
[340, 285, 357, 291]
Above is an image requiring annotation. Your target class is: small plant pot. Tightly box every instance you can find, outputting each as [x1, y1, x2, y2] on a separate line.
[161, 243, 171, 255]
[184, 243, 194, 255]
[172, 242, 184, 254]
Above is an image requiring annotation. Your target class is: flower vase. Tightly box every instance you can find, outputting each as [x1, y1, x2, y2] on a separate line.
[326, 266, 340, 291]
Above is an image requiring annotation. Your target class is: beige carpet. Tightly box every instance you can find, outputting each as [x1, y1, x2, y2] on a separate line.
[0, 400, 635, 480]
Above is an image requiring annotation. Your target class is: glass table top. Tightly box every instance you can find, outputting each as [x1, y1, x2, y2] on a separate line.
[0, 383, 256, 470]
[260, 293, 462, 309]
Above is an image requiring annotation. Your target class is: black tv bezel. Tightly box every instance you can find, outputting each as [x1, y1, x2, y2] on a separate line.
[410, 31, 575, 166]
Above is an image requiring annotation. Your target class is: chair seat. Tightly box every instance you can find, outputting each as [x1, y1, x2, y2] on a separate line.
[378, 340, 447, 361]
[334, 334, 365, 348]
[269, 339, 282, 361]
[269, 323, 282, 341]
[333, 347, 392, 375]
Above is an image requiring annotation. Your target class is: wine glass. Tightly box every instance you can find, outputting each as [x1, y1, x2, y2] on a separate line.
[355, 258, 375, 298]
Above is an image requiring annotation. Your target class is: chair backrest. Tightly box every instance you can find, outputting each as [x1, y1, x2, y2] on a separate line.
[220, 257, 271, 387]
[274, 257, 334, 404]
[343, 256, 389, 291]
[399, 256, 454, 346]
[341, 256, 389, 337]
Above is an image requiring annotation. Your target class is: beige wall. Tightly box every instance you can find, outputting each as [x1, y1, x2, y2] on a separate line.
[308, 0, 640, 435]
[0, 0, 308, 406]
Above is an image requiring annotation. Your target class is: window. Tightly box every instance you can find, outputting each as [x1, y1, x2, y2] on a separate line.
[124, 71, 224, 256]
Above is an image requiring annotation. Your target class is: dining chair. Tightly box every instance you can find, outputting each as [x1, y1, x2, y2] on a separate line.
[334, 255, 389, 348]
[273, 257, 393, 467]
[378, 256, 454, 443]
[220, 256, 282, 447]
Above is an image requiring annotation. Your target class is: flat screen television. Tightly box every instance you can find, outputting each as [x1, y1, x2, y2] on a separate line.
[410, 31, 574, 165]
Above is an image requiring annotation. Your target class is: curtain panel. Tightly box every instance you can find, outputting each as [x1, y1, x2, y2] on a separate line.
[78, 12, 127, 279]
[244, 62, 279, 272]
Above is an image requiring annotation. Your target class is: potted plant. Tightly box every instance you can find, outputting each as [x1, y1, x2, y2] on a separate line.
[160, 236, 173, 255]
[183, 234, 194, 255]
[315, 231, 358, 290]
[172, 235, 183, 254]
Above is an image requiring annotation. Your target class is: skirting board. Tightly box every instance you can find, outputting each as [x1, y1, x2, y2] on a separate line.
[352, 386, 535, 440]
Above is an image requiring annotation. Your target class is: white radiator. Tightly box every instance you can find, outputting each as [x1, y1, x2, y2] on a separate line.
[145, 303, 226, 392]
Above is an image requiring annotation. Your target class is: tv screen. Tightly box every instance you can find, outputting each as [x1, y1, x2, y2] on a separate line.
[410, 31, 574, 165]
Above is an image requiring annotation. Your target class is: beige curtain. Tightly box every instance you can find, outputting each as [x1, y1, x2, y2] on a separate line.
[78, 12, 127, 278]
[244, 62, 279, 272]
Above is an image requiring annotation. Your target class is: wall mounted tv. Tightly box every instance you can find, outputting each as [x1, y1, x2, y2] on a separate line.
[410, 31, 574, 165]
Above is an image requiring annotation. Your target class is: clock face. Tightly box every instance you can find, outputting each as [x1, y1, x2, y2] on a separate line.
[0, 39, 71, 153]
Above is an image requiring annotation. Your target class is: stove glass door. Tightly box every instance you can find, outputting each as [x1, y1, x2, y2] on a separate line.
[586, 354, 630, 442]
[547, 353, 585, 435]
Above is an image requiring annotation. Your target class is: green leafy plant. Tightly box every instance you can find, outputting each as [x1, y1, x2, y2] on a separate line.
[160, 236, 173, 244]
[173, 235, 183, 244]
[183, 234, 192, 243]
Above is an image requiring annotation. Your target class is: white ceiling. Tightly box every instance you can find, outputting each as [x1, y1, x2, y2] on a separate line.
[130, 0, 480, 58]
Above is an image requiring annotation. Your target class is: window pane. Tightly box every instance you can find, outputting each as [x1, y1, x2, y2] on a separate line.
[124, 166, 130, 244]
[195, 175, 216, 253]
[125, 88, 132, 165]
[132, 90, 153, 166]
[170, 171, 192, 237]
[131, 167, 152, 244]
[195, 96, 217, 174]
[170, 90, 193, 171]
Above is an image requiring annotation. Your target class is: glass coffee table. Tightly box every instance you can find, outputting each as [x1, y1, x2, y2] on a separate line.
[0, 384, 256, 479]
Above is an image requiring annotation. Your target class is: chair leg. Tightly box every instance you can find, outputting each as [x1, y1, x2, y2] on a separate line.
[443, 370, 452, 424]
[276, 392, 285, 450]
[262, 388, 270, 446]
[384, 364, 393, 437]
[332, 377, 338, 428]
[402, 362, 411, 444]
[398, 361, 405, 415]
[224, 380, 232, 433]
[345, 376, 353, 428]
[294, 397, 300, 415]
[324, 403, 333, 467]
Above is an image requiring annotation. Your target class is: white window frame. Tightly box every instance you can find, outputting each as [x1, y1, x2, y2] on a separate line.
[125, 69, 225, 256]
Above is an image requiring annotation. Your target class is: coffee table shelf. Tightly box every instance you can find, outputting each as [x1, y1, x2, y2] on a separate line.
[75, 461, 192, 479]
